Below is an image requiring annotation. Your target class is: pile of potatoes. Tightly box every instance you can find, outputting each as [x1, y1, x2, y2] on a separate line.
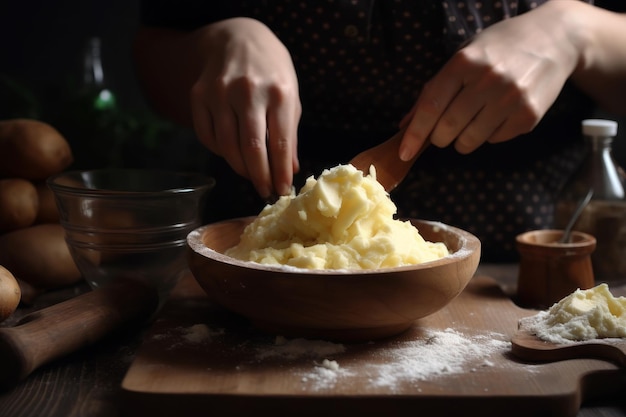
[0, 119, 83, 322]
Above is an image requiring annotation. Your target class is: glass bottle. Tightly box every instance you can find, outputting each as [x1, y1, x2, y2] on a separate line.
[56, 36, 122, 169]
[554, 119, 626, 285]
[81, 37, 117, 111]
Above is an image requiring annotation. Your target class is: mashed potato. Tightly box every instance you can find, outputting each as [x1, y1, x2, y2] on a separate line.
[225, 164, 449, 270]
[521, 283, 626, 344]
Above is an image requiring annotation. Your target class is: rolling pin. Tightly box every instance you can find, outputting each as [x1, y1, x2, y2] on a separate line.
[0, 279, 159, 390]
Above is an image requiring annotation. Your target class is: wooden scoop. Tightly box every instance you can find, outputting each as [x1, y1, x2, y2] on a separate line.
[349, 127, 430, 192]
[0, 279, 159, 390]
[511, 329, 626, 367]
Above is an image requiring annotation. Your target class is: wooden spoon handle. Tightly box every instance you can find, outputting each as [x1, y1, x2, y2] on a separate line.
[511, 330, 626, 367]
[349, 127, 429, 192]
[0, 279, 158, 389]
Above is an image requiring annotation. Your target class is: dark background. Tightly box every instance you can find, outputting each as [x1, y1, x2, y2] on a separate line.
[0, 0, 208, 172]
[1, 0, 625, 170]
[1, 1, 146, 114]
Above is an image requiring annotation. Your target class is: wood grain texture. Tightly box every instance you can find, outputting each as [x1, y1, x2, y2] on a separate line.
[120, 274, 626, 417]
[349, 127, 429, 192]
[188, 218, 480, 342]
[1, 268, 626, 417]
[0, 283, 145, 417]
[0, 279, 158, 389]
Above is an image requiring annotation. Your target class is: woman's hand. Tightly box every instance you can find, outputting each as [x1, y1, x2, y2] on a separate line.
[398, 1, 582, 160]
[190, 18, 301, 199]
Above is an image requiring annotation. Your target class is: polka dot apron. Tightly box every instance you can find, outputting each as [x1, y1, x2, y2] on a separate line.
[143, 1, 598, 261]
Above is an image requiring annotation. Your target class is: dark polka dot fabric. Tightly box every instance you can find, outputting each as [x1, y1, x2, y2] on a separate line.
[244, 1, 446, 133]
[141, 0, 608, 261]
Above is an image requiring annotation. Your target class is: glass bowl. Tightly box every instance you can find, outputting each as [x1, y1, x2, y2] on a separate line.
[48, 169, 215, 304]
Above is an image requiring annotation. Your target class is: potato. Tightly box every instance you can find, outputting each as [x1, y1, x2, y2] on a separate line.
[34, 181, 60, 224]
[0, 265, 21, 322]
[0, 178, 39, 233]
[0, 119, 73, 180]
[0, 224, 82, 289]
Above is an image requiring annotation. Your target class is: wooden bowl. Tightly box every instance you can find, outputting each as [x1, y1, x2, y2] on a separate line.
[187, 217, 481, 342]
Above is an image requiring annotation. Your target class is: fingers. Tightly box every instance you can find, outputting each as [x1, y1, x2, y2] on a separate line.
[191, 81, 251, 181]
[191, 78, 300, 200]
[234, 81, 300, 199]
[399, 67, 463, 161]
[398, 101, 417, 130]
[190, 82, 217, 154]
[400, 52, 544, 158]
[431, 72, 540, 152]
[486, 102, 538, 144]
[188, 19, 303, 200]
[190, 93, 216, 153]
[238, 107, 273, 199]
[266, 93, 300, 197]
[435, 80, 505, 154]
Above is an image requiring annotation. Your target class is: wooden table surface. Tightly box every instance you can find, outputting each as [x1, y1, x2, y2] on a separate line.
[1, 264, 626, 417]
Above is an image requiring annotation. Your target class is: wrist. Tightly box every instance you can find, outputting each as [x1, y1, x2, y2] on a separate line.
[543, 1, 596, 77]
[203, 17, 273, 43]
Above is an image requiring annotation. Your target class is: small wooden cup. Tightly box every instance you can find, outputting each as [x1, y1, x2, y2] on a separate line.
[516, 230, 596, 309]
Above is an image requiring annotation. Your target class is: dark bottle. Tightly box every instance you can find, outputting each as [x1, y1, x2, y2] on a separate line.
[554, 119, 626, 285]
[81, 37, 117, 112]
[57, 36, 122, 169]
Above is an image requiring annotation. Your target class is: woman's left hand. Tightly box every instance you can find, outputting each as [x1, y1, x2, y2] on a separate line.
[398, 1, 581, 160]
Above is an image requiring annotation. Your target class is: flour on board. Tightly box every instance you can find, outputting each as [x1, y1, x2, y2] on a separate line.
[156, 324, 512, 391]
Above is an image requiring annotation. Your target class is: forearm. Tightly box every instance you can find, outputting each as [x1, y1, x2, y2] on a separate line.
[561, 1, 626, 115]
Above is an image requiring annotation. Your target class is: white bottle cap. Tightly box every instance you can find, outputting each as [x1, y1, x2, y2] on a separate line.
[582, 119, 618, 137]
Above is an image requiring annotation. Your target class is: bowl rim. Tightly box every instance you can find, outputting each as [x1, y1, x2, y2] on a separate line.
[516, 229, 596, 247]
[187, 217, 481, 275]
[47, 168, 215, 197]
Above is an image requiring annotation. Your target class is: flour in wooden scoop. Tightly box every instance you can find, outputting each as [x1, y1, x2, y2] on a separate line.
[519, 283, 626, 344]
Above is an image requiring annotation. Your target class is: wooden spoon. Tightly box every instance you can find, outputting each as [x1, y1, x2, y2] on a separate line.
[511, 329, 626, 367]
[349, 127, 430, 192]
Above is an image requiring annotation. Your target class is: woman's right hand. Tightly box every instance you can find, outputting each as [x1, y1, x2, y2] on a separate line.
[190, 18, 301, 199]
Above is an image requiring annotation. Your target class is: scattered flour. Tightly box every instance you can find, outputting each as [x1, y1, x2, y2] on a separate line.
[319, 358, 340, 371]
[181, 324, 225, 343]
[253, 329, 509, 391]
[300, 359, 354, 390]
[154, 324, 510, 391]
[151, 323, 225, 348]
[364, 328, 510, 389]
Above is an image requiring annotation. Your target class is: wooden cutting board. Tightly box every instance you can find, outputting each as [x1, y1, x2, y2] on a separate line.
[120, 273, 626, 417]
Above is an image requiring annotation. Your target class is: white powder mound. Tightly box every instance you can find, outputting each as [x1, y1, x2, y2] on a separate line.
[519, 284, 626, 344]
[519, 311, 583, 345]
[319, 358, 340, 371]
[181, 324, 225, 344]
[300, 359, 355, 390]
